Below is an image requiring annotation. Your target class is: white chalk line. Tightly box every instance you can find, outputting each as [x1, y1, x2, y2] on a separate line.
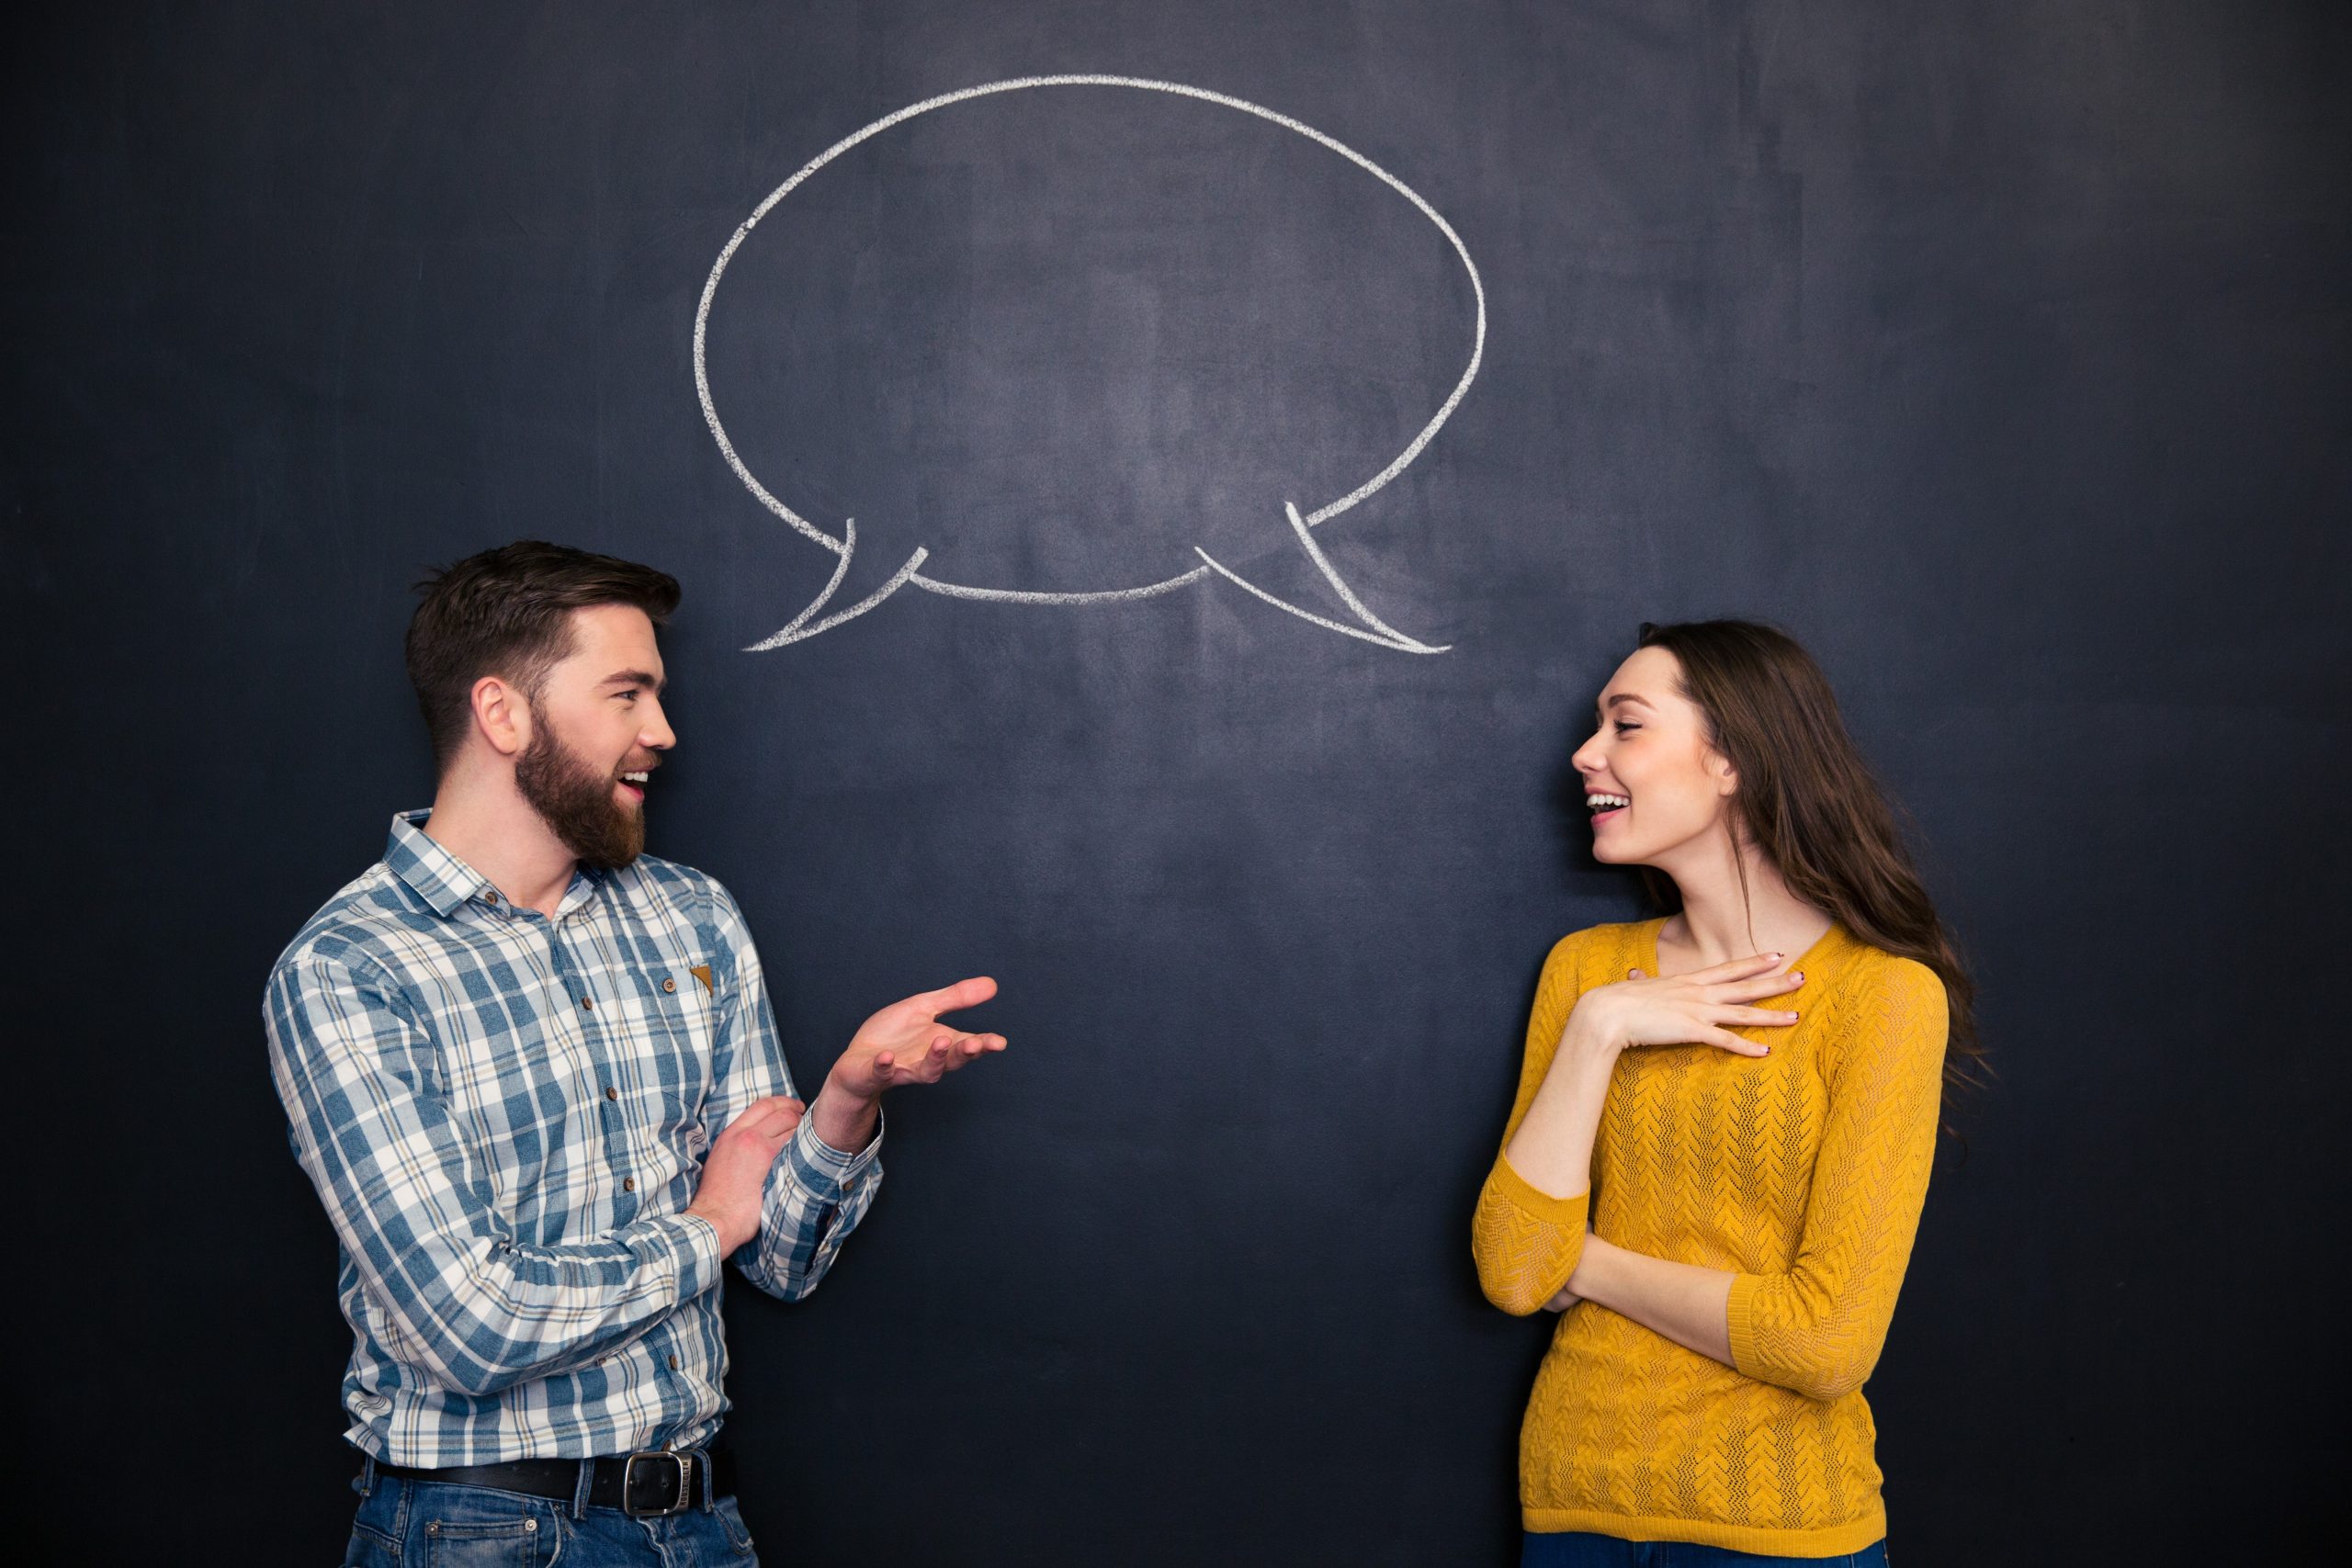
[1194, 547, 1449, 654]
[745, 515, 863, 649]
[1276, 500, 1446, 651]
[911, 566, 1209, 604]
[746, 521, 931, 649]
[694, 74, 1484, 626]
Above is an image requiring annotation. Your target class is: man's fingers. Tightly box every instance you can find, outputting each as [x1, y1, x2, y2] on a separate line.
[867, 1029, 1008, 1090]
[722, 1096, 805, 1145]
[910, 976, 998, 1018]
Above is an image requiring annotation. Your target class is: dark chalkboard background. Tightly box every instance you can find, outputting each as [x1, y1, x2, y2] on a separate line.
[11, 3, 2348, 1562]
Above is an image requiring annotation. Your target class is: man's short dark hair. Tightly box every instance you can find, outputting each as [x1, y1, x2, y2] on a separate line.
[406, 540, 682, 774]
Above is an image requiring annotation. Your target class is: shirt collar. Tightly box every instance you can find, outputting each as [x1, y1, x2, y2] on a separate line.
[385, 810, 490, 917]
[383, 809, 608, 919]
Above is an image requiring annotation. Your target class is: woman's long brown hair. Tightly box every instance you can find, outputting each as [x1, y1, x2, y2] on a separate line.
[1632, 620, 1986, 1107]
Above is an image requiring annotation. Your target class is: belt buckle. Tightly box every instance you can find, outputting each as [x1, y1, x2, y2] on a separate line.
[621, 1450, 692, 1517]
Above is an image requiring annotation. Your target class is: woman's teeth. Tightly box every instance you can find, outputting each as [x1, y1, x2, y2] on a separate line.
[1586, 793, 1629, 813]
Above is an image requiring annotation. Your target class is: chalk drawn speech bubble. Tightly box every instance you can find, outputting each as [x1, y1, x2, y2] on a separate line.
[694, 74, 1486, 653]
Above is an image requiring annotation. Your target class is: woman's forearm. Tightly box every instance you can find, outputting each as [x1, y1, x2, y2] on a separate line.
[1500, 1018, 1620, 1199]
[1573, 1235, 1736, 1367]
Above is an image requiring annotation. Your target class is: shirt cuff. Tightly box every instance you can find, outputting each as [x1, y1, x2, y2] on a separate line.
[786, 1108, 884, 1202]
[657, 1211, 727, 1300]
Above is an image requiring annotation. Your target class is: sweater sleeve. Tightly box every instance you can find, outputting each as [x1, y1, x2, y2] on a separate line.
[1726, 957, 1948, 1401]
[1472, 933, 1597, 1316]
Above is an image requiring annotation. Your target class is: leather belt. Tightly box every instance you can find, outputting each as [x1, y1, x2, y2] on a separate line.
[376, 1447, 732, 1517]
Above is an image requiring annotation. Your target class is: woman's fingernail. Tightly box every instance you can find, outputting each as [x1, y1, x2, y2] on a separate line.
[1789, 973, 1803, 984]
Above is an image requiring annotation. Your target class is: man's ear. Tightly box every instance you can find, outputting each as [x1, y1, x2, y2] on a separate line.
[471, 675, 529, 760]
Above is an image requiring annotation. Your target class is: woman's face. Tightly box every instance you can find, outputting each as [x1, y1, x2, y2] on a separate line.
[1570, 645, 1737, 868]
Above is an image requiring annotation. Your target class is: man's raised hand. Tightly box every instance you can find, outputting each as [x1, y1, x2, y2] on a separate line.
[807, 976, 1007, 1152]
[831, 976, 1008, 1096]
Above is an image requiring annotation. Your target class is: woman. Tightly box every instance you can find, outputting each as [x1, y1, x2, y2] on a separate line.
[1472, 621, 1979, 1565]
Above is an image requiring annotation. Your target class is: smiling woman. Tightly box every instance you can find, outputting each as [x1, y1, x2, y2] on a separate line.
[1472, 620, 1978, 1566]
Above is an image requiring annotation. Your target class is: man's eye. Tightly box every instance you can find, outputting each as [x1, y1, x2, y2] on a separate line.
[616, 690, 639, 702]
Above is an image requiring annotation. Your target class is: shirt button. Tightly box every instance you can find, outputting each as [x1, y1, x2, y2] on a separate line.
[482, 890, 498, 904]
[662, 977, 677, 994]
[580, 996, 594, 1010]
[604, 1086, 618, 1102]
[668, 1354, 680, 1371]
[622, 1177, 636, 1191]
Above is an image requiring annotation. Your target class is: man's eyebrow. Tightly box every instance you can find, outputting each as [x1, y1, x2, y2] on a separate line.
[602, 669, 667, 693]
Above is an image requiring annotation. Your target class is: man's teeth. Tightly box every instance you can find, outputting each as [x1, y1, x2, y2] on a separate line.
[1587, 793, 1629, 811]
[620, 771, 649, 784]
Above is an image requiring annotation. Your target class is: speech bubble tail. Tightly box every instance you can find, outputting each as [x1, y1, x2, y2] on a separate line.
[1195, 535, 1451, 656]
[1272, 501, 1450, 652]
[746, 518, 929, 650]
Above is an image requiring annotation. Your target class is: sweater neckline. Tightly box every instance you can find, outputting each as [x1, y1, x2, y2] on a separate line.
[1638, 916, 1850, 989]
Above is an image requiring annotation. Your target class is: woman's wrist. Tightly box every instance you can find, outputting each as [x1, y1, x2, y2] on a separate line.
[1568, 1234, 1615, 1304]
[1558, 1010, 1623, 1067]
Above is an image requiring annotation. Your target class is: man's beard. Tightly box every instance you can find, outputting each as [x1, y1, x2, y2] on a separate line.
[514, 706, 644, 870]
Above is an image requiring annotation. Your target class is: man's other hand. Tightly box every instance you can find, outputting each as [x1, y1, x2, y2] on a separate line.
[686, 1096, 804, 1254]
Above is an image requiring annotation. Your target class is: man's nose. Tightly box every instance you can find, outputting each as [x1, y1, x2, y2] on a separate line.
[643, 697, 677, 752]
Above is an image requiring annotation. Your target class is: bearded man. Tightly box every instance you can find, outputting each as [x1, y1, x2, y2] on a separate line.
[265, 540, 1003, 1565]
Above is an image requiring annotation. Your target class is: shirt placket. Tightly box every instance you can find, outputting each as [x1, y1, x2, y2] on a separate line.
[547, 897, 642, 1228]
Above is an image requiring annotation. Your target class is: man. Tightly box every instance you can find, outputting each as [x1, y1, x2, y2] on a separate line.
[266, 541, 1004, 1564]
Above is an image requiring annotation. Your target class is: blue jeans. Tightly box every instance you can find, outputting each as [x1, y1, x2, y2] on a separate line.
[342, 1457, 760, 1566]
[1523, 1533, 1888, 1567]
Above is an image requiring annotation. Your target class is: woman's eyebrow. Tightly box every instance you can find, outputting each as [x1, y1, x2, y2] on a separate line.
[1602, 692, 1651, 711]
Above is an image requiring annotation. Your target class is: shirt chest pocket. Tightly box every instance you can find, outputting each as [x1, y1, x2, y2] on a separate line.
[629, 958, 718, 1133]
[658, 961, 718, 1043]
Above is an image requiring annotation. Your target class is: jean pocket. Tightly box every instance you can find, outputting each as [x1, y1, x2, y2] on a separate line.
[341, 1521, 399, 1568]
[421, 1502, 558, 1567]
[715, 1494, 758, 1559]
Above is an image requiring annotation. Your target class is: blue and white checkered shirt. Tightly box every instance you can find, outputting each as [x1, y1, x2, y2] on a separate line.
[265, 810, 880, 1465]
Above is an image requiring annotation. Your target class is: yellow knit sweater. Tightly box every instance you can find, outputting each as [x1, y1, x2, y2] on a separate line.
[1472, 919, 1947, 1555]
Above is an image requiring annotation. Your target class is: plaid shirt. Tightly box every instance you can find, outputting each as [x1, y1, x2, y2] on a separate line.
[265, 810, 880, 1465]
